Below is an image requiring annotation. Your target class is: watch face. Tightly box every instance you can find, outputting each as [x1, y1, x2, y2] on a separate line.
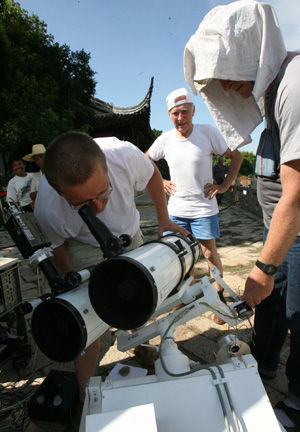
[256, 260, 277, 275]
[266, 265, 276, 274]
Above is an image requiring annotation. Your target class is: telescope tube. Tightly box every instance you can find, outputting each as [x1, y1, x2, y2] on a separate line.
[31, 283, 109, 362]
[88, 234, 200, 330]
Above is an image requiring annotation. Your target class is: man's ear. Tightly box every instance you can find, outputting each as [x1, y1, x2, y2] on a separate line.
[192, 105, 195, 117]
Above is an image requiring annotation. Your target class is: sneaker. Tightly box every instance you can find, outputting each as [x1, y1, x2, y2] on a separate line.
[275, 401, 300, 432]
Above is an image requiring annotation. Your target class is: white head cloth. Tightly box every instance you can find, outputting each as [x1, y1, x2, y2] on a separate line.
[183, 0, 287, 150]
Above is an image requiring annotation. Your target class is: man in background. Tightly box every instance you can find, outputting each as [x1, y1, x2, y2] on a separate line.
[146, 88, 242, 325]
[213, 157, 229, 205]
[23, 144, 45, 209]
[6, 154, 33, 212]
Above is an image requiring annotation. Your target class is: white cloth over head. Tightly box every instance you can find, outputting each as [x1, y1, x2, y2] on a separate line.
[183, 0, 287, 150]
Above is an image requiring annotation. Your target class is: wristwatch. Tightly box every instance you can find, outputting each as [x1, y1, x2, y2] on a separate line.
[255, 260, 278, 275]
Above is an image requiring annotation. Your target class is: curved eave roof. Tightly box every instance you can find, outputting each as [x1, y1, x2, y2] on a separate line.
[88, 77, 154, 128]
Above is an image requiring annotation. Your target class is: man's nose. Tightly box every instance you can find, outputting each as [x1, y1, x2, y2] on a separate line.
[91, 197, 109, 214]
[91, 199, 104, 213]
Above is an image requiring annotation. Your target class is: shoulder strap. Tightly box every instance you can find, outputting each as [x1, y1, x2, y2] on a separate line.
[264, 58, 294, 165]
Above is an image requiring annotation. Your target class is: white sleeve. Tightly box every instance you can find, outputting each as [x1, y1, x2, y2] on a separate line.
[6, 178, 17, 204]
[30, 174, 39, 193]
[34, 177, 75, 248]
[120, 142, 154, 191]
[148, 136, 165, 161]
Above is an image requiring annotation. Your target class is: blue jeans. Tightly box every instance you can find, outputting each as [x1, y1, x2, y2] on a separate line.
[167, 214, 220, 240]
[251, 227, 300, 406]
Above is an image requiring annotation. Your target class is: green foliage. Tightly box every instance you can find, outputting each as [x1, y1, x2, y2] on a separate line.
[0, 0, 97, 155]
[213, 151, 255, 177]
[152, 128, 162, 138]
[239, 151, 256, 176]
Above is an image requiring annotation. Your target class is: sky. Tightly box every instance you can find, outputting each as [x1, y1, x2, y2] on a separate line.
[19, 0, 300, 154]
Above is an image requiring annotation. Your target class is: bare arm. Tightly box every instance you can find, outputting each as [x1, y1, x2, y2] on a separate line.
[204, 149, 243, 199]
[242, 159, 300, 306]
[145, 160, 189, 238]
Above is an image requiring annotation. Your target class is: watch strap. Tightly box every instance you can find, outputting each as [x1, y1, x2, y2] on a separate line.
[255, 260, 278, 275]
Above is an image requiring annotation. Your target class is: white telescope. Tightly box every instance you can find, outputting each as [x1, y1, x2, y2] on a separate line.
[31, 233, 200, 361]
[31, 283, 109, 363]
[88, 233, 201, 330]
[4, 205, 200, 362]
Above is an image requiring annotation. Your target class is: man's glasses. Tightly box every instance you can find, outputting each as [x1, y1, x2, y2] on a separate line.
[68, 182, 113, 211]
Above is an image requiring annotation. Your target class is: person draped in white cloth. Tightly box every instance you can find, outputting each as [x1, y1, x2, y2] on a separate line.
[183, 1, 300, 430]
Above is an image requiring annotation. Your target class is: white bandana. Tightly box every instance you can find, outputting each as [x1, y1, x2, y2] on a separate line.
[184, 0, 287, 150]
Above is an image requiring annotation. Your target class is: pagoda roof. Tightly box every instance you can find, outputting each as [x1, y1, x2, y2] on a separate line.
[87, 78, 156, 152]
[88, 77, 154, 128]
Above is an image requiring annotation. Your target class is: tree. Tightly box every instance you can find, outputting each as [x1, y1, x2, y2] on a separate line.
[0, 0, 97, 158]
[213, 151, 255, 177]
[239, 151, 256, 176]
[152, 129, 162, 139]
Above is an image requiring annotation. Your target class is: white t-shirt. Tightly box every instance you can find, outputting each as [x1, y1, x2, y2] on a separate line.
[31, 171, 43, 193]
[34, 137, 154, 249]
[148, 124, 228, 218]
[6, 173, 34, 207]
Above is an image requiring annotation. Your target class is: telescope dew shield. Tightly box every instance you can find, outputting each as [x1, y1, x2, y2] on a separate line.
[31, 283, 109, 362]
[89, 234, 200, 330]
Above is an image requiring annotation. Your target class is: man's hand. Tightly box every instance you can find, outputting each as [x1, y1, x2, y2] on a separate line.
[157, 217, 190, 238]
[163, 179, 176, 196]
[242, 161, 300, 307]
[242, 266, 275, 306]
[205, 148, 242, 200]
[204, 182, 227, 199]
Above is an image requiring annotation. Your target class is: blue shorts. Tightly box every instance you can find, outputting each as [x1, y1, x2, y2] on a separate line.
[167, 215, 220, 240]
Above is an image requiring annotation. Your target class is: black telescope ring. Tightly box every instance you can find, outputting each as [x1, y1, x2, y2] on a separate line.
[142, 237, 186, 290]
[89, 255, 158, 330]
[163, 233, 200, 275]
[31, 298, 87, 363]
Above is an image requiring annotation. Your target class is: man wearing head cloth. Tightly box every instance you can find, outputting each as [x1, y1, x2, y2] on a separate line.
[146, 88, 242, 325]
[184, 1, 300, 428]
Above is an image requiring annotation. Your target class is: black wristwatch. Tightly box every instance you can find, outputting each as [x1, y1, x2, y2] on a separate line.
[255, 260, 278, 275]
